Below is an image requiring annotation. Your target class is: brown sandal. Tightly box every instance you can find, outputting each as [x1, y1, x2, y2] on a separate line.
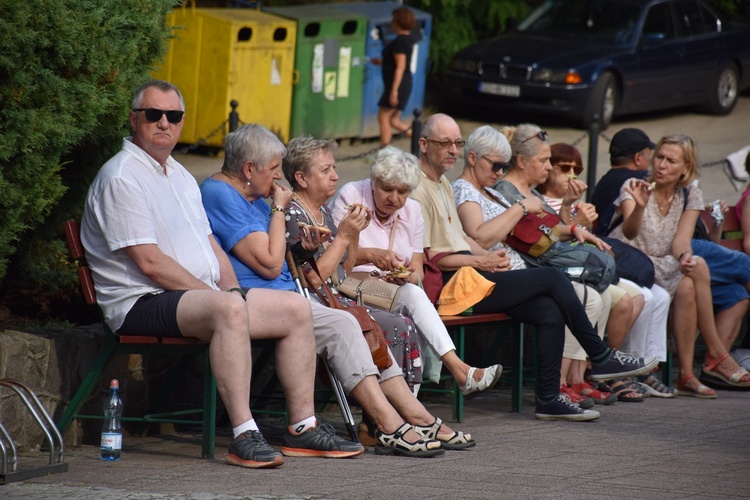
[702, 352, 750, 387]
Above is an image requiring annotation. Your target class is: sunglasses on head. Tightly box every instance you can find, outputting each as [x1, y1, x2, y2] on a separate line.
[482, 156, 511, 174]
[555, 163, 584, 175]
[133, 108, 185, 124]
[520, 130, 548, 144]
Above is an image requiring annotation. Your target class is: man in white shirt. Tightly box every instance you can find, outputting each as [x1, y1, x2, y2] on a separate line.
[82, 80, 362, 469]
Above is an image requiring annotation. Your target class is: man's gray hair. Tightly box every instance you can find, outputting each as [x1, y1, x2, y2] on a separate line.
[370, 146, 420, 191]
[132, 80, 185, 111]
[222, 124, 286, 175]
[465, 125, 511, 164]
[283, 135, 339, 190]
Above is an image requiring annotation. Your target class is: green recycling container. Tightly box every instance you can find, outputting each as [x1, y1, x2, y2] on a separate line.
[266, 5, 366, 139]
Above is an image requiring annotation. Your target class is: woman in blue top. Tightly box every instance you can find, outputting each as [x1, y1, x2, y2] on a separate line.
[200, 124, 474, 456]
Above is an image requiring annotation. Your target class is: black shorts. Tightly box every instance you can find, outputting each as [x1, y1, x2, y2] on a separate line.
[378, 77, 412, 111]
[117, 291, 188, 338]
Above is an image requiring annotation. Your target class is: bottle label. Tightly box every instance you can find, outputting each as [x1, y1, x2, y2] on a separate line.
[101, 432, 122, 451]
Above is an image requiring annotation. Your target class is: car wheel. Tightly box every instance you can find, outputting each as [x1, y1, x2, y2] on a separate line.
[582, 72, 616, 130]
[702, 63, 739, 115]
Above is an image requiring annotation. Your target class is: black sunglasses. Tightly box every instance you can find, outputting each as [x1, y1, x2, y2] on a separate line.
[520, 130, 548, 144]
[555, 163, 584, 175]
[482, 156, 511, 173]
[133, 108, 185, 124]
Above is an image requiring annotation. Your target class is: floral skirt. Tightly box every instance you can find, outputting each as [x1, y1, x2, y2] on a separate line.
[338, 295, 422, 388]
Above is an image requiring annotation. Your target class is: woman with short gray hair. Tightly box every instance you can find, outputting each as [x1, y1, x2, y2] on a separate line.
[330, 145, 503, 407]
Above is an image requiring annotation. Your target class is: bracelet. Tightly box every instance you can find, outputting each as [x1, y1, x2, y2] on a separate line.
[229, 287, 247, 301]
[570, 224, 579, 234]
[270, 205, 285, 216]
[515, 200, 528, 216]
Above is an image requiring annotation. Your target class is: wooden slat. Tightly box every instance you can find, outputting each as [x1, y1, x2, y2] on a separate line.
[440, 312, 511, 327]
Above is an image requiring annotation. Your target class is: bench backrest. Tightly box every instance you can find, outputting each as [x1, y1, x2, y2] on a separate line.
[63, 220, 97, 306]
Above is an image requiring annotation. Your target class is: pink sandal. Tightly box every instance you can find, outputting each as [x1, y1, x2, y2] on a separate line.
[677, 374, 717, 399]
[702, 353, 750, 388]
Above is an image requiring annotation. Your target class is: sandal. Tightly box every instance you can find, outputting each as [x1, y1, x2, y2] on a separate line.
[560, 385, 595, 408]
[413, 417, 476, 450]
[375, 423, 445, 458]
[357, 413, 378, 447]
[609, 378, 644, 402]
[571, 382, 617, 405]
[677, 373, 717, 399]
[701, 352, 750, 388]
[637, 374, 676, 398]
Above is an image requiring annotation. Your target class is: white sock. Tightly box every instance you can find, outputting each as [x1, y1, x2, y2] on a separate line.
[289, 416, 317, 434]
[232, 419, 258, 438]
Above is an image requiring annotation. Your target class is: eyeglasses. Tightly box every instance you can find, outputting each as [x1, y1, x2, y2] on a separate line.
[520, 130, 548, 144]
[133, 108, 185, 124]
[482, 156, 511, 174]
[424, 138, 466, 149]
[554, 163, 584, 175]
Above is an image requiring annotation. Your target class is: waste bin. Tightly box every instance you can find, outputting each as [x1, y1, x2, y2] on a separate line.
[153, 6, 296, 146]
[265, 5, 366, 140]
[329, 2, 431, 138]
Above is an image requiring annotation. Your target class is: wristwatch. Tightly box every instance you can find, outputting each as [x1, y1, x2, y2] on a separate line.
[270, 205, 285, 215]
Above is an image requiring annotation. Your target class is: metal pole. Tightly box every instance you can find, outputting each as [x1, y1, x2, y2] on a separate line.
[586, 114, 599, 202]
[229, 100, 239, 133]
[411, 108, 422, 157]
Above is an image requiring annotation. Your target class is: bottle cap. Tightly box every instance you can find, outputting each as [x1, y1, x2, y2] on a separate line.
[110, 379, 119, 389]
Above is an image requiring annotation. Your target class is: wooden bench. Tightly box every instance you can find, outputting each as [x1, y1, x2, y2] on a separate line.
[59, 221, 218, 458]
[419, 313, 527, 422]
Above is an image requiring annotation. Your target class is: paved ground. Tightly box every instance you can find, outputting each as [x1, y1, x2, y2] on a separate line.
[4, 384, 750, 499]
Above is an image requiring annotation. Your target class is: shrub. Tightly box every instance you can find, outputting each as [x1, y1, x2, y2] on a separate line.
[0, 0, 177, 320]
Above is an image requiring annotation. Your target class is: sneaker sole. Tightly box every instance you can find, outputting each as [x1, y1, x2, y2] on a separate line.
[226, 453, 284, 469]
[535, 411, 601, 422]
[280, 446, 364, 458]
[589, 357, 659, 381]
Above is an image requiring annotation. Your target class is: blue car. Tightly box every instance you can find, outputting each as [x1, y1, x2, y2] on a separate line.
[444, 0, 750, 128]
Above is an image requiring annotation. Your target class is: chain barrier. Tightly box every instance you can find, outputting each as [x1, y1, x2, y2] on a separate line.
[174, 119, 230, 154]
[336, 144, 383, 163]
[571, 130, 612, 148]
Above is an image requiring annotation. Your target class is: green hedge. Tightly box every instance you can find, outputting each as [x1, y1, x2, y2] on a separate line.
[0, 0, 177, 319]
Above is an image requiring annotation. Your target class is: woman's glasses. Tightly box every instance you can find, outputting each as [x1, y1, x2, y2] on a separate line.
[554, 163, 584, 175]
[520, 130, 548, 144]
[133, 108, 185, 124]
[482, 156, 511, 174]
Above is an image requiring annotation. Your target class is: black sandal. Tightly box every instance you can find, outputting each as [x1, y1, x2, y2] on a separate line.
[609, 378, 644, 402]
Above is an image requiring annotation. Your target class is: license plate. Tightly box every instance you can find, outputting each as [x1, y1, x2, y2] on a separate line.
[478, 82, 520, 97]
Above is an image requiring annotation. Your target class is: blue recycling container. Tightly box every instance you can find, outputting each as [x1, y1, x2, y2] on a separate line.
[328, 2, 431, 138]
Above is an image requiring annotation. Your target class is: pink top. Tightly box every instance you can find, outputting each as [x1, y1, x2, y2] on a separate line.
[331, 179, 425, 274]
[736, 188, 750, 221]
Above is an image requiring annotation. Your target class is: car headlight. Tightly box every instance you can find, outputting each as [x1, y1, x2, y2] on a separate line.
[450, 58, 478, 74]
[532, 68, 583, 85]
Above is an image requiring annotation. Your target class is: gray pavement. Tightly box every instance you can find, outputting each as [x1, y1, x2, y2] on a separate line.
[6, 98, 750, 499]
[4, 385, 750, 499]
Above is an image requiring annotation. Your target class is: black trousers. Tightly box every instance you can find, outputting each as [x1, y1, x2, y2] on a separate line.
[444, 267, 608, 399]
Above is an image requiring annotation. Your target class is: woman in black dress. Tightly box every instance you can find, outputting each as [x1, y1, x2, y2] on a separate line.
[374, 7, 416, 147]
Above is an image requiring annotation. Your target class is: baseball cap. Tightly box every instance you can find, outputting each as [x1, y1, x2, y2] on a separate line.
[609, 128, 656, 159]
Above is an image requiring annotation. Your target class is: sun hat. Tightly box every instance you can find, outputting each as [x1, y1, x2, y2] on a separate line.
[437, 267, 496, 316]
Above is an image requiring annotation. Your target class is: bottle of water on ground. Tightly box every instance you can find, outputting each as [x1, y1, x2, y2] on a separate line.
[100, 378, 123, 461]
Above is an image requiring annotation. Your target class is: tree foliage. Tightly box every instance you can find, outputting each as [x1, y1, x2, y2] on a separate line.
[0, 0, 177, 318]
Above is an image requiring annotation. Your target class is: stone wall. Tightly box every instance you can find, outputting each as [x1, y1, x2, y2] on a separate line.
[0, 325, 207, 451]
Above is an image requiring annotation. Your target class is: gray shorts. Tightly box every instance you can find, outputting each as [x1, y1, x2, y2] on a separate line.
[117, 291, 187, 337]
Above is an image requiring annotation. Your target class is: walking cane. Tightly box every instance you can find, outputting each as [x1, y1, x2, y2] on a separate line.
[285, 249, 359, 443]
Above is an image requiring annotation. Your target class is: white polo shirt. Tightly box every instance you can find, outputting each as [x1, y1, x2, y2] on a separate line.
[81, 138, 220, 332]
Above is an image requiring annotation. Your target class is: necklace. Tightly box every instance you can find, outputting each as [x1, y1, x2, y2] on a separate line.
[223, 173, 249, 200]
[293, 193, 324, 226]
[655, 189, 675, 212]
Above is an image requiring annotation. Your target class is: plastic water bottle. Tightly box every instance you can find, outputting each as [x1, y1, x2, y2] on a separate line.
[100, 379, 123, 461]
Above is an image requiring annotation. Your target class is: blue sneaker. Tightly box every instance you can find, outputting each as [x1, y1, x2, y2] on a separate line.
[589, 349, 659, 381]
[535, 394, 601, 422]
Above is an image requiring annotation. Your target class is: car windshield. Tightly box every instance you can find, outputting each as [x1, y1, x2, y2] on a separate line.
[518, 0, 642, 44]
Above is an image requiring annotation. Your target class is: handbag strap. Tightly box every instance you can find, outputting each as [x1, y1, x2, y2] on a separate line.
[305, 256, 344, 309]
[387, 217, 398, 252]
